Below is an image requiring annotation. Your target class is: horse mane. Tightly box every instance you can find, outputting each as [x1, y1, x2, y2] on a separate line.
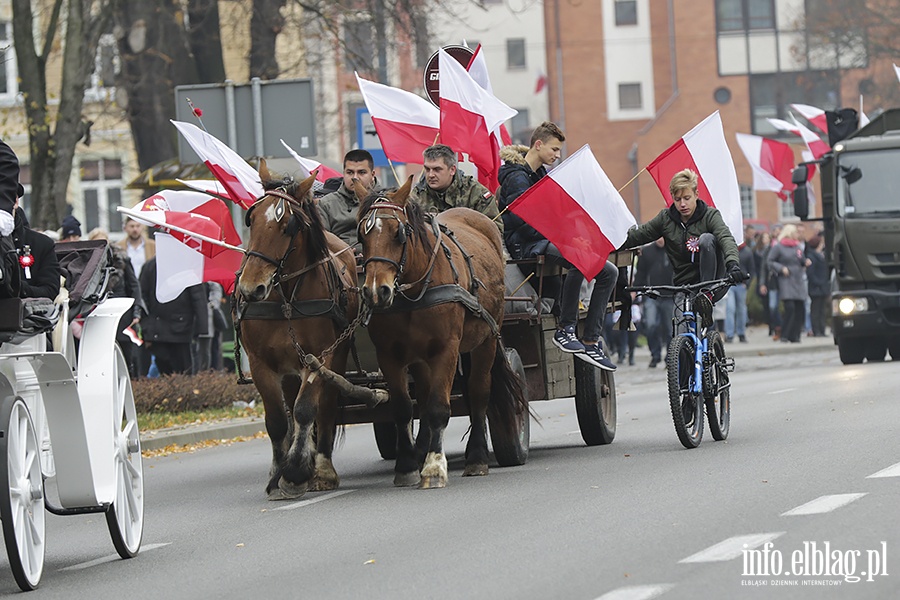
[261, 175, 330, 262]
[358, 188, 433, 253]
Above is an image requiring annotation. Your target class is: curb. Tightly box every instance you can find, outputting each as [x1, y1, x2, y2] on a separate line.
[140, 418, 267, 451]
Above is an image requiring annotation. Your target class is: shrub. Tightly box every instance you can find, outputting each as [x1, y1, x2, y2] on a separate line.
[132, 371, 261, 413]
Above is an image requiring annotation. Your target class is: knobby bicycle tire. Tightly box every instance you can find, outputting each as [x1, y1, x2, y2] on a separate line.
[666, 335, 704, 448]
[703, 330, 730, 441]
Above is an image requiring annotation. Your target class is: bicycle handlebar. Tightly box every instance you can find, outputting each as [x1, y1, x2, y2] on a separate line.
[626, 278, 734, 299]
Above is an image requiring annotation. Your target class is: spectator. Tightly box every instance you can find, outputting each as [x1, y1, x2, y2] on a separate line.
[633, 237, 674, 368]
[208, 282, 228, 370]
[139, 257, 209, 375]
[767, 224, 809, 344]
[14, 202, 60, 300]
[117, 217, 155, 278]
[806, 233, 829, 337]
[60, 215, 82, 242]
[724, 230, 756, 343]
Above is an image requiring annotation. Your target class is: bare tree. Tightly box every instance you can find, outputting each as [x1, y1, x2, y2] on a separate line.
[12, 0, 114, 229]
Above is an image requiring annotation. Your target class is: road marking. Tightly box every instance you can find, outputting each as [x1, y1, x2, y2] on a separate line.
[867, 461, 900, 478]
[769, 388, 796, 395]
[61, 543, 170, 571]
[781, 493, 866, 516]
[271, 489, 356, 511]
[679, 533, 784, 563]
[594, 584, 674, 600]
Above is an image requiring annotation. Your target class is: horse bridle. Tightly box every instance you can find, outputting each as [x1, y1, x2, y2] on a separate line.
[241, 189, 307, 289]
[357, 200, 411, 276]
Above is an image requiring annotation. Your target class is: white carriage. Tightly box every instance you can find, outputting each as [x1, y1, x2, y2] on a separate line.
[0, 240, 143, 591]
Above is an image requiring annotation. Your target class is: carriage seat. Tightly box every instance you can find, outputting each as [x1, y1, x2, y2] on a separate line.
[0, 297, 61, 344]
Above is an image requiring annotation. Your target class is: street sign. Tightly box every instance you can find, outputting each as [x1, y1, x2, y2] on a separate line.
[423, 45, 475, 107]
[356, 108, 403, 168]
[174, 78, 316, 163]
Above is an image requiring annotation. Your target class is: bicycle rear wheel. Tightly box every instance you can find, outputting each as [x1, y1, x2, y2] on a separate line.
[703, 331, 730, 441]
[666, 335, 704, 448]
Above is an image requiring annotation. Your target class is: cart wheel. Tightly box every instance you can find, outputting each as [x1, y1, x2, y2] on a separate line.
[574, 343, 617, 446]
[372, 422, 398, 460]
[489, 348, 530, 467]
[106, 345, 143, 559]
[0, 395, 45, 591]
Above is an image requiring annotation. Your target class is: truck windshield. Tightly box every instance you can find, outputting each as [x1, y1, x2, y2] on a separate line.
[836, 149, 900, 217]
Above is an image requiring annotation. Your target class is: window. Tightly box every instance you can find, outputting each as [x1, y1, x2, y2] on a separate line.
[716, 0, 774, 32]
[506, 38, 526, 70]
[85, 34, 119, 101]
[0, 23, 18, 100]
[618, 83, 642, 110]
[740, 184, 756, 219]
[780, 195, 796, 220]
[750, 71, 839, 135]
[509, 109, 530, 145]
[80, 158, 123, 233]
[615, 0, 637, 26]
[344, 19, 374, 72]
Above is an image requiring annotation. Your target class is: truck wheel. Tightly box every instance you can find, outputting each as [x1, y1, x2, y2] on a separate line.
[865, 340, 887, 363]
[838, 338, 865, 364]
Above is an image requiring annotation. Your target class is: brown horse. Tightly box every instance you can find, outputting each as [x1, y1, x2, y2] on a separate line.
[236, 167, 358, 500]
[356, 176, 526, 488]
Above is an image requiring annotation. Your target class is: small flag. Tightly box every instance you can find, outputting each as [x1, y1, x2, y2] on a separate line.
[122, 325, 143, 346]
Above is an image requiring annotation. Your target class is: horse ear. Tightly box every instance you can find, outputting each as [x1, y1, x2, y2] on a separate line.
[258, 157, 271, 183]
[391, 174, 415, 207]
[350, 178, 369, 201]
[296, 170, 317, 199]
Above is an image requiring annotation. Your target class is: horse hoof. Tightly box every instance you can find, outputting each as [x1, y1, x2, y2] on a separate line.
[309, 477, 339, 492]
[418, 475, 447, 489]
[462, 464, 489, 477]
[268, 477, 308, 501]
[393, 471, 420, 487]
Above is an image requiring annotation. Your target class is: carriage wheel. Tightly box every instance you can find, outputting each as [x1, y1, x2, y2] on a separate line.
[0, 395, 45, 591]
[574, 341, 617, 446]
[489, 348, 530, 467]
[105, 344, 144, 559]
[372, 422, 398, 460]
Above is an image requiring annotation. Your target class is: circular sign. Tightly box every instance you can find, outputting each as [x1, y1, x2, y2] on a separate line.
[423, 45, 475, 107]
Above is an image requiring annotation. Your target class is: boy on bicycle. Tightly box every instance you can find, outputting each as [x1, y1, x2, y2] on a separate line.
[619, 169, 745, 329]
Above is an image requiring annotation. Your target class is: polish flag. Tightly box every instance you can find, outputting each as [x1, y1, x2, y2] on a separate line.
[767, 117, 802, 136]
[135, 209, 224, 258]
[535, 71, 548, 94]
[439, 47, 517, 192]
[790, 115, 831, 159]
[177, 179, 233, 203]
[647, 111, 744, 244]
[355, 73, 439, 164]
[122, 325, 143, 346]
[508, 145, 636, 280]
[735, 133, 796, 200]
[132, 190, 243, 302]
[790, 103, 829, 133]
[280, 139, 342, 185]
[172, 120, 263, 209]
[466, 45, 513, 146]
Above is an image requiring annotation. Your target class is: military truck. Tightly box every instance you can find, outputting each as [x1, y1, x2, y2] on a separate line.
[792, 109, 900, 364]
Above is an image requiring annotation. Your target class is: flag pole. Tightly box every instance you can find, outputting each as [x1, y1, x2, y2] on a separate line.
[492, 206, 507, 222]
[185, 98, 209, 133]
[617, 167, 646, 194]
[117, 206, 246, 254]
[386, 157, 401, 185]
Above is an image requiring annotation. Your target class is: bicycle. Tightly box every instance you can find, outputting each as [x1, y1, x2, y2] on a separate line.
[627, 278, 736, 449]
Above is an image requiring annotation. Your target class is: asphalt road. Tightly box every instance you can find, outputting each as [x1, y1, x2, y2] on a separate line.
[3, 346, 899, 599]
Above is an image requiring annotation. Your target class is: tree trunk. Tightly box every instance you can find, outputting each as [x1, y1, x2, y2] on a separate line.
[115, 0, 200, 172]
[250, 0, 287, 80]
[188, 0, 226, 83]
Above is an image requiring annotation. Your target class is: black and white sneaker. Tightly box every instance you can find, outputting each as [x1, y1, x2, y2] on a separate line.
[552, 325, 585, 353]
[576, 343, 617, 371]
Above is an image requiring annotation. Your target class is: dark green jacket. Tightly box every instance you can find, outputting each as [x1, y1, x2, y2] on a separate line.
[621, 200, 740, 285]
[316, 182, 360, 248]
[410, 172, 503, 234]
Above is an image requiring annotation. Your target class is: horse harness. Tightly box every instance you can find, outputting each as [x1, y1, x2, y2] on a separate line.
[358, 200, 500, 338]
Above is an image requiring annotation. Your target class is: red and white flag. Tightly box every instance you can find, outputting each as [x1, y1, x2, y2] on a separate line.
[122, 325, 143, 346]
[647, 111, 744, 245]
[280, 139, 341, 184]
[172, 121, 263, 209]
[789, 115, 831, 159]
[767, 117, 801, 136]
[735, 133, 796, 200]
[466, 45, 513, 146]
[355, 73, 439, 164]
[133, 190, 243, 302]
[790, 103, 829, 133]
[439, 47, 517, 192]
[508, 145, 636, 280]
[178, 179, 233, 203]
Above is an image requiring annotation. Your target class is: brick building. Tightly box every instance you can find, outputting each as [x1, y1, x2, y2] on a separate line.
[544, 0, 900, 229]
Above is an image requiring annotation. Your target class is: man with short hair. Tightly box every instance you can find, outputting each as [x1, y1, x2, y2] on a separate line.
[498, 121, 619, 371]
[317, 149, 377, 248]
[117, 217, 155, 278]
[409, 144, 502, 233]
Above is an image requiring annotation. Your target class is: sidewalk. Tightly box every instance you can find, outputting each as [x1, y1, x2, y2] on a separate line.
[138, 325, 835, 451]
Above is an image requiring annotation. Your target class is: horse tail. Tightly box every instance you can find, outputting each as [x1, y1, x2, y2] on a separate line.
[487, 340, 529, 438]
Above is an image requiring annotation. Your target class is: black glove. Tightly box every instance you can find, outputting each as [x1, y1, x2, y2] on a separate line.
[727, 262, 747, 284]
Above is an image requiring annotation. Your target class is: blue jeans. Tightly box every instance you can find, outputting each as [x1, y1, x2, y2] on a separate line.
[642, 296, 673, 360]
[725, 283, 748, 338]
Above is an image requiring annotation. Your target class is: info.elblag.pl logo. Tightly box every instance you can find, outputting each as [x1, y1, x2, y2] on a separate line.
[741, 541, 888, 586]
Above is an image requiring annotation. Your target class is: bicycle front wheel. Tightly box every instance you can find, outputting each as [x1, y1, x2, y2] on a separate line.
[704, 331, 730, 441]
[666, 335, 704, 448]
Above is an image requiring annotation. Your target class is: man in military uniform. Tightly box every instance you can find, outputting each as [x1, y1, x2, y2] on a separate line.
[410, 144, 502, 234]
[316, 149, 377, 249]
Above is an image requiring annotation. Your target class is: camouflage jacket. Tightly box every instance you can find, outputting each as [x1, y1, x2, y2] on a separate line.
[410, 172, 503, 234]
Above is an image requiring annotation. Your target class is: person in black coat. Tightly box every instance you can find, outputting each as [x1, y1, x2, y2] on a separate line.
[805, 233, 830, 337]
[139, 257, 208, 375]
[1, 139, 24, 298]
[14, 204, 60, 300]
